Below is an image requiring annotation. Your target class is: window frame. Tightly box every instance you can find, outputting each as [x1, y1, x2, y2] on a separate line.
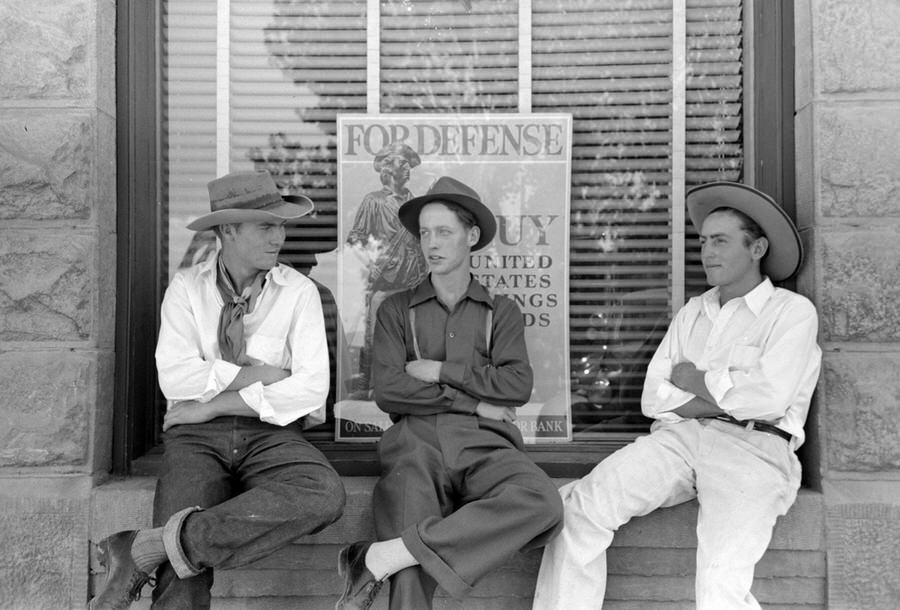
[114, 0, 795, 477]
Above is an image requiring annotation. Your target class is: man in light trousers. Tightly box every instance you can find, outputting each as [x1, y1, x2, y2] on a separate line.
[533, 181, 822, 609]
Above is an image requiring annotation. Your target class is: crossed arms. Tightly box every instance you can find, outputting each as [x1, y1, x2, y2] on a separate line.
[155, 271, 329, 430]
[642, 293, 821, 423]
[372, 294, 533, 422]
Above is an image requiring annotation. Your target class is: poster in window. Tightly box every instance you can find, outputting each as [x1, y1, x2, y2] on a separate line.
[335, 114, 573, 443]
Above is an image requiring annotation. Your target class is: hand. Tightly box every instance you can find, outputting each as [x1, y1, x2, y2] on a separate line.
[227, 364, 290, 392]
[670, 361, 700, 391]
[475, 402, 517, 423]
[405, 359, 442, 383]
[256, 364, 291, 386]
[669, 360, 716, 404]
[163, 401, 213, 431]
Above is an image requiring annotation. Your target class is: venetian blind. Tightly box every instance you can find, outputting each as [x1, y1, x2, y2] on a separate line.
[237, 0, 368, 264]
[532, 0, 743, 434]
[163, 0, 368, 278]
[162, 0, 218, 279]
[380, 0, 520, 112]
[161, 0, 744, 440]
[685, 0, 744, 295]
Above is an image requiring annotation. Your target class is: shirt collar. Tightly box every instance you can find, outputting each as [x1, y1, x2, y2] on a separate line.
[197, 253, 290, 286]
[742, 276, 775, 316]
[702, 276, 774, 317]
[409, 275, 494, 309]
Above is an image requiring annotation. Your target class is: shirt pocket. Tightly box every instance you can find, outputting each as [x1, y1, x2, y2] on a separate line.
[245, 333, 287, 367]
[727, 344, 762, 371]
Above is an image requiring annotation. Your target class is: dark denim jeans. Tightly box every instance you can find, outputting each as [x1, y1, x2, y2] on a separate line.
[150, 416, 345, 609]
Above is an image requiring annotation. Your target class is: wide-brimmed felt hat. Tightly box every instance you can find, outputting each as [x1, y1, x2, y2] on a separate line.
[187, 170, 314, 231]
[686, 181, 802, 281]
[398, 176, 497, 251]
[373, 142, 421, 172]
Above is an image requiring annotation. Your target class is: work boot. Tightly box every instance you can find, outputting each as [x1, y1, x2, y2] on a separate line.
[89, 531, 152, 609]
[336, 541, 383, 610]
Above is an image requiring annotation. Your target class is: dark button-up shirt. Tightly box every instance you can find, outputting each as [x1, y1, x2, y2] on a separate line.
[372, 276, 533, 420]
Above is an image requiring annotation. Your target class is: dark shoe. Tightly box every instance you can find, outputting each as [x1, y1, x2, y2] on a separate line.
[88, 531, 152, 609]
[336, 541, 383, 610]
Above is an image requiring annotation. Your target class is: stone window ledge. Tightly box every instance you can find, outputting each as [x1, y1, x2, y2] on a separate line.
[89, 477, 825, 607]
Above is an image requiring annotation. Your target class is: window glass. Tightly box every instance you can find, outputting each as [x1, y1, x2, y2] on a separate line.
[160, 0, 744, 444]
[380, 0, 519, 113]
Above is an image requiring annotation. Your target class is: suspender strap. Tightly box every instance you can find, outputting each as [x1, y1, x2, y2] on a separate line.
[408, 305, 493, 360]
[408, 307, 422, 360]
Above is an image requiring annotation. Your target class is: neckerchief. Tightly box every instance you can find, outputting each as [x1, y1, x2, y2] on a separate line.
[216, 254, 266, 365]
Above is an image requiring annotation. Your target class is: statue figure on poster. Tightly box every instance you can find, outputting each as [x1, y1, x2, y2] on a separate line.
[345, 142, 428, 397]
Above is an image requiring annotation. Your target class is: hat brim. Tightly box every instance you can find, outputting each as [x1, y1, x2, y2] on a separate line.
[686, 182, 802, 282]
[398, 193, 497, 251]
[187, 195, 314, 231]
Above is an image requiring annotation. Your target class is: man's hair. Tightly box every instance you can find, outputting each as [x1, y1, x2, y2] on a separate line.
[212, 223, 237, 239]
[430, 200, 477, 231]
[709, 206, 765, 247]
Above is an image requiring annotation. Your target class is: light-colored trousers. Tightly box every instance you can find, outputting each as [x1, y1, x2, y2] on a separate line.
[532, 418, 800, 610]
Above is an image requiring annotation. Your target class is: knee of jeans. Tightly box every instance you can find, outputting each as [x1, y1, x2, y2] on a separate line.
[314, 469, 346, 526]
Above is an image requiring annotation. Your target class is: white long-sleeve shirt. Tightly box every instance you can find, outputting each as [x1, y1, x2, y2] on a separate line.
[641, 278, 821, 449]
[155, 255, 329, 427]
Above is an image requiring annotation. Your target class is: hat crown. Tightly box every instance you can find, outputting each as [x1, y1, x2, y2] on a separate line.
[207, 171, 283, 212]
[397, 175, 497, 251]
[187, 170, 314, 231]
[423, 176, 482, 203]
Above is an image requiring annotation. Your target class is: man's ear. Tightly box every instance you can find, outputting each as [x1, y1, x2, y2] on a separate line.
[218, 224, 239, 244]
[468, 225, 480, 247]
[751, 236, 769, 261]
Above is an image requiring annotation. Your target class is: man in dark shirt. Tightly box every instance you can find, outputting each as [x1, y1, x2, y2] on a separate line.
[336, 176, 564, 610]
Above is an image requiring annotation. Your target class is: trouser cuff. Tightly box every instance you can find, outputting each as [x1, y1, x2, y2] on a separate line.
[163, 506, 203, 579]
[400, 521, 473, 599]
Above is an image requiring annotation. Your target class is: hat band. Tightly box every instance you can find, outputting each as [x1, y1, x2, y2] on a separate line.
[211, 192, 283, 212]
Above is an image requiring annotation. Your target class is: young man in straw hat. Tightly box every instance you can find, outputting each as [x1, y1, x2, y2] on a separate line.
[532, 181, 822, 609]
[336, 176, 564, 610]
[89, 170, 345, 609]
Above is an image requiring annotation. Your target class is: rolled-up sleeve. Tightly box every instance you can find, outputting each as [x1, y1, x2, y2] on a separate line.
[156, 275, 241, 402]
[641, 306, 694, 422]
[239, 283, 330, 426]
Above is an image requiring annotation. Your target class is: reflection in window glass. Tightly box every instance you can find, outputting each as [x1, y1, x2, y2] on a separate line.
[534, 0, 675, 436]
[159, 0, 744, 444]
[380, 0, 519, 113]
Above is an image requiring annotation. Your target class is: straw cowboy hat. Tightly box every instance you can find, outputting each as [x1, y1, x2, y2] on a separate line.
[398, 176, 497, 251]
[686, 181, 802, 281]
[187, 170, 314, 231]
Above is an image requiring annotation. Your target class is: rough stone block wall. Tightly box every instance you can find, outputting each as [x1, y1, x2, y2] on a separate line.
[796, 1, 900, 608]
[0, 0, 115, 607]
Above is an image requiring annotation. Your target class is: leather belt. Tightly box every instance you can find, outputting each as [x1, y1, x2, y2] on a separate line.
[712, 414, 792, 443]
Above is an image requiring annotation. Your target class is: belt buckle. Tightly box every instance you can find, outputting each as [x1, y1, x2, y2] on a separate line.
[744, 420, 755, 432]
